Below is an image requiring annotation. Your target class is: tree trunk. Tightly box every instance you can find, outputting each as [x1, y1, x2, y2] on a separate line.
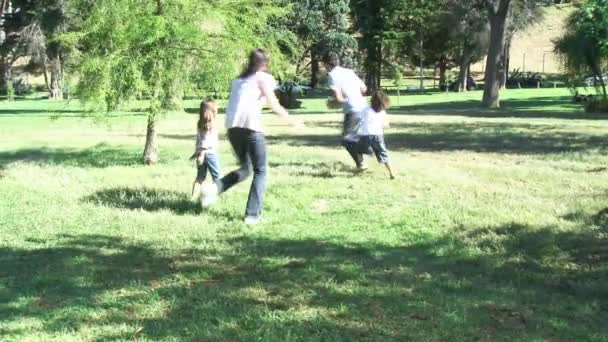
[438, 57, 447, 90]
[2, 58, 12, 100]
[365, 39, 381, 93]
[143, 115, 159, 165]
[49, 56, 63, 100]
[458, 46, 472, 92]
[42, 61, 50, 92]
[499, 38, 510, 89]
[376, 42, 382, 91]
[310, 49, 319, 89]
[482, 0, 511, 108]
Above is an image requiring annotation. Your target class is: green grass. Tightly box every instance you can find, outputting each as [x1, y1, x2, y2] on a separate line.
[1, 88, 607, 341]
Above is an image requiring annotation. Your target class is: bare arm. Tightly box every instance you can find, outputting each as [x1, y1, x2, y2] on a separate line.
[332, 88, 346, 103]
[360, 80, 368, 96]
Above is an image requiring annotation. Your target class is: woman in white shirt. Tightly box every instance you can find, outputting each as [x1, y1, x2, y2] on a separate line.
[202, 48, 299, 225]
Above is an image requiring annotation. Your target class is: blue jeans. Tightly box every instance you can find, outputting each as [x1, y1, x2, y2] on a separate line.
[216, 127, 267, 218]
[359, 135, 390, 164]
[196, 151, 221, 182]
[344, 135, 390, 165]
[342, 112, 364, 167]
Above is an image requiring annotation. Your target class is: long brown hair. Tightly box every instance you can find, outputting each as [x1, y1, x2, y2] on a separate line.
[240, 48, 269, 79]
[371, 91, 391, 113]
[198, 99, 218, 131]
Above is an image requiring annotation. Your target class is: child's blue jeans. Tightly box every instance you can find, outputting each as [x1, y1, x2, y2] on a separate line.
[196, 151, 221, 182]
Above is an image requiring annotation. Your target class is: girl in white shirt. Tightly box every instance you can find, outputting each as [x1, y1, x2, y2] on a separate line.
[356, 92, 396, 179]
[190, 99, 222, 201]
[201, 48, 300, 225]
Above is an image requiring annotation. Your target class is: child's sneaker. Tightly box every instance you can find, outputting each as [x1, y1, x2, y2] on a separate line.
[201, 183, 218, 208]
[244, 215, 261, 225]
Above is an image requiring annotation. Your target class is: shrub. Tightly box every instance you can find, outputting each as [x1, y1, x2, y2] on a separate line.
[585, 97, 608, 113]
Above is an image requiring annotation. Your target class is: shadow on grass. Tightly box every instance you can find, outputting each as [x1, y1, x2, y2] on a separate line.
[0, 109, 89, 117]
[0, 144, 141, 168]
[392, 96, 597, 120]
[269, 160, 355, 178]
[268, 121, 608, 154]
[83, 187, 200, 215]
[1, 216, 606, 340]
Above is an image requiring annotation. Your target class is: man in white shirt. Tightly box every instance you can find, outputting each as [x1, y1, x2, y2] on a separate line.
[323, 51, 369, 170]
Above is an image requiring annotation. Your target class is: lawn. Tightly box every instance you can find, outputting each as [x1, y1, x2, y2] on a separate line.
[1, 88, 607, 341]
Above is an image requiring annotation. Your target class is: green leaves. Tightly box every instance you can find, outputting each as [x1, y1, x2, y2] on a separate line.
[554, 0, 608, 98]
[64, 0, 290, 115]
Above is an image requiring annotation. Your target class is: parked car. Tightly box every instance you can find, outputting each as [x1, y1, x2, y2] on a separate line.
[585, 74, 608, 87]
[275, 82, 311, 96]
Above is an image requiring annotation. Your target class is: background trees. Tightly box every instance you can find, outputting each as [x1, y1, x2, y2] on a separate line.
[285, 0, 357, 88]
[2, 0, 598, 163]
[554, 0, 608, 97]
[62, 0, 288, 164]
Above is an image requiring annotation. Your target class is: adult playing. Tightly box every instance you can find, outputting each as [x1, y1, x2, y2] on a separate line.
[323, 51, 369, 171]
[201, 48, 300, 225]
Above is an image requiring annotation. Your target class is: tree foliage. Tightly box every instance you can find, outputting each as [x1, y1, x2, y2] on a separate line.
[284, 0, 356, 87]
[554, 0, 608, 99]
[62, 0, 290, 163]
[352, 0, 444, 91]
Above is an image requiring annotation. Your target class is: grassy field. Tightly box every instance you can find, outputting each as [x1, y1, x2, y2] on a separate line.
[1, 88, 607, 341]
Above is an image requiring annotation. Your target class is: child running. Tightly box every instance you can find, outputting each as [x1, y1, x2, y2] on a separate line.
[352, 91, 396, 179]
[191, 99, 222, 201]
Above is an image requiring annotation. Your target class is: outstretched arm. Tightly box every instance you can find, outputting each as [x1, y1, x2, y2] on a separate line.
[360, 80, 368, 96]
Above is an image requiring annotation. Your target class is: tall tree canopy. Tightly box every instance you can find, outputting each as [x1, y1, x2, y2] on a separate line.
[554, 0, 608, 99]
[352, 0, 443, 92]
[62, 0, 289, 164]
[285, 0, 357, 88]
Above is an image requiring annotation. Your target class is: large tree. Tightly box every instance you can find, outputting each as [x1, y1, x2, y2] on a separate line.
[481, 0, 542, 108]
[0, 0, 70, 99]
[62, 0, 289, 164]
[352, 0, 442, 92]
[481, 0, 512, 108]
[286, 0, 357, 88]
[448, 0, 489, 92]
[554, 0, 608, 100]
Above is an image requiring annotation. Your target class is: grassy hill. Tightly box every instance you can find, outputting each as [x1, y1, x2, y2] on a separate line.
[472, 4, 574, 75]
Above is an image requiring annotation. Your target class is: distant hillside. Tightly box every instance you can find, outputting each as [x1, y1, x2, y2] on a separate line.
[471, 4, 574, 75]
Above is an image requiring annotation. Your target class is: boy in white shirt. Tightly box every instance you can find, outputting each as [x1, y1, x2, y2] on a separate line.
[323, 51, 369, 170]
[354, 91, 396, 179]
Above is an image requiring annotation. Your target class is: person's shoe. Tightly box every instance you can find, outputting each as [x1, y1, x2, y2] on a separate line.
[191, 182, 202, 202]
[200, 183, 218, 208]
[356, 163, 368, 172]
[244, 215, 261, 225]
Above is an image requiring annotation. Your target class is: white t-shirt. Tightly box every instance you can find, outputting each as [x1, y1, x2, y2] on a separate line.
[195, 128, 219, 151]
[225, 72, 277, 132]
[360, 107, 386, 136]
[328, 66, 367, 114]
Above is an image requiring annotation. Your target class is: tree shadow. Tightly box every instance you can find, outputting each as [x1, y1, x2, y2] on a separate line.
[0, 211, 608, 340]
[268, 160, 355, 178]
[0, 109, 89, 117]
[0, 144, 141, 169]
[83, 187, 201, 215]
[392, 96, 598, 120]
[2, 217, 607, 340]
[269, 121, 608, 154]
